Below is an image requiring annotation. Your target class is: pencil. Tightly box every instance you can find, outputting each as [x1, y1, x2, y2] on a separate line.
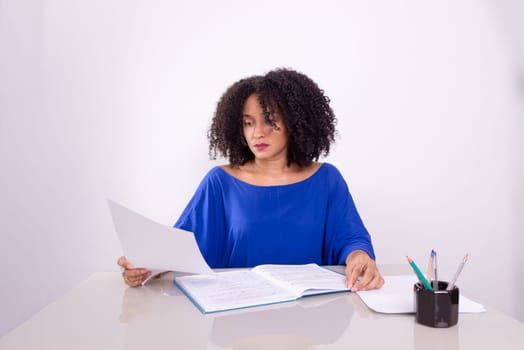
[407, 256, 434, 291]
[446, 254, 468, 290]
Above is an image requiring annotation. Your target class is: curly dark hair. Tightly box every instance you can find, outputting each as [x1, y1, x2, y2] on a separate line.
[208, 68, 337, 167]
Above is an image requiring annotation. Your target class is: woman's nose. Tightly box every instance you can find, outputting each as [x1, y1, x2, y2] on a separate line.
[253, 123, 268, 138]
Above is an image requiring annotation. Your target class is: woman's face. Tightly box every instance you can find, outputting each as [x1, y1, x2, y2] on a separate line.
[242, 94, 288, 163]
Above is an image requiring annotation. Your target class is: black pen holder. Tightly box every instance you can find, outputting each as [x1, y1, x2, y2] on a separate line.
[414, 281, 459, 328]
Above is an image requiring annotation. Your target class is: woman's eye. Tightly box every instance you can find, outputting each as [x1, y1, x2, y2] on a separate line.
[267, 113, 280, 125]
[243, 121, 252, 127]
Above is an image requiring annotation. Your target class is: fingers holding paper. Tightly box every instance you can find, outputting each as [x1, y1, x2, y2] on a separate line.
[345, 250, 384, 291]
[117, 256, 151, 287]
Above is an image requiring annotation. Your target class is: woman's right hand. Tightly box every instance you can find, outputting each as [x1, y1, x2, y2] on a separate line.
[117, 256, 151, 287]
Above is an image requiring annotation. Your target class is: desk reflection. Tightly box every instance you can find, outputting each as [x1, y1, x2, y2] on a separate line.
[120, 274, 213, 349]
[414, 322, 458, 350]
[209, 294, 353, 349]
[120, 275, 354, 350]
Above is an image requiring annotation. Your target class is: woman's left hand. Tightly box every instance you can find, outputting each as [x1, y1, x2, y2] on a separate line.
[345, 250, 384, 291]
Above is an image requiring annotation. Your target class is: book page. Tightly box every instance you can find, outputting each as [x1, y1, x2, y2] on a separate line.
[175, 270, 297, 313]
[252, 264, 349, 296]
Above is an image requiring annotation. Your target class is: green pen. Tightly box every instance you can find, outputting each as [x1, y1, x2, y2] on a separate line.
[407, 256, 434, 291]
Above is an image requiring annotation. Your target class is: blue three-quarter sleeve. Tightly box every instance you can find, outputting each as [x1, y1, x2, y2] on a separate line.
[323, 166, 375, 264]
[175, 169, 229, 267]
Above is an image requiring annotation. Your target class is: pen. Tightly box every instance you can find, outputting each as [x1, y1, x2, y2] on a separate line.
[426, 249, 434, 282]
[407, 256, 434, 291]
[446, 254, 468, 290]
[432, 249, 438, 290]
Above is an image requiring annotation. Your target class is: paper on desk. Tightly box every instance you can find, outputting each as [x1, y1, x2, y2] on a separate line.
[108, 200, 213, 281]
[356, 275, 486, 314]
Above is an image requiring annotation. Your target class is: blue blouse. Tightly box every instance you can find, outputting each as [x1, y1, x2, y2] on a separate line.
[175, 163, 375, 268]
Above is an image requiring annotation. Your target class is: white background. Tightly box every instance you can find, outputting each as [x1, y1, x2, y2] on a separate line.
[1, 0, 523, 336]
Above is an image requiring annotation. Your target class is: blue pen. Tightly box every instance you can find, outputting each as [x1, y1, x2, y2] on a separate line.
[432, 250, 438, 290]
[426, 250, 433, 282]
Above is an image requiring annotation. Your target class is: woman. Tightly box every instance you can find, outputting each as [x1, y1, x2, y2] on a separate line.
[119, 68, 384, 291]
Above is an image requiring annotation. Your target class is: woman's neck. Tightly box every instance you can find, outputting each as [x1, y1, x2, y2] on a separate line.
[249, 158, 296, 175]
[222, 160, 320, 186]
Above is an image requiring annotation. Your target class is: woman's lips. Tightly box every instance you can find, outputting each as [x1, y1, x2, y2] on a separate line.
[254, 143, 269, 151]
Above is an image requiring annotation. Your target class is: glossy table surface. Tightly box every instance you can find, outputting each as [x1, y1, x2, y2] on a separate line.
[1, 265, 522, 349]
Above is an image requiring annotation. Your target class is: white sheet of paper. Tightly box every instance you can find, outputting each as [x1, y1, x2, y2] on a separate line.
[108, 200, 213, 277]
[356, 275, 486, 314]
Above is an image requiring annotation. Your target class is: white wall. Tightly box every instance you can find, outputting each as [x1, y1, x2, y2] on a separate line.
[1, 0, 522, 336]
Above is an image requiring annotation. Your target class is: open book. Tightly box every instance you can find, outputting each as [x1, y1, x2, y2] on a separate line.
[174, 263, 350, 313]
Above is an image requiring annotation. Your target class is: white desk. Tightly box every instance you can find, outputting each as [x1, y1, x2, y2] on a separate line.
[1, 265, 522, 350]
